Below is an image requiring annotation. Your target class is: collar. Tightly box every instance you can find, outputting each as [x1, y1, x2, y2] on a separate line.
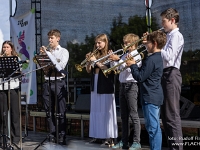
[168, 28, 179, 36]
[52, 45, 61, 51]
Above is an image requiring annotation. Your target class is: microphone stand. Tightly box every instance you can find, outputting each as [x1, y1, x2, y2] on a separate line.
[6, 68, 21, 150]
[0, 74, 12, 150]
[54, 67, 59, 144]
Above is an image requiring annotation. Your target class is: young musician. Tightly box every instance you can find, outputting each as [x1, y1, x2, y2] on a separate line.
[126, 31, 167, 150]
[160, 8, 184, 150]
[0, 41, 20, 146]
[85, 33, 118, 146]
[40, 29, 69, 145]
[109, 33, 142, 150]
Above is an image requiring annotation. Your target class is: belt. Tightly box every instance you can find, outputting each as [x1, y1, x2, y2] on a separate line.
[45, 78, 65, 82]
[163, 66, 178, 72]
[121, 82, 136, 85]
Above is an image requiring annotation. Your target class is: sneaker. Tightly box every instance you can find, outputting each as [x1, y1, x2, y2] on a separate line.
[129, 142, 141, 150]
[112, 140, 129, 149]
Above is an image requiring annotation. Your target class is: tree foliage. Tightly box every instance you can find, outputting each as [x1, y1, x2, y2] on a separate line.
[66, 13, 200, 87]
[109, 14, 159, 50]
[66, 34, 95, 78]
[66, 14, 159, 78]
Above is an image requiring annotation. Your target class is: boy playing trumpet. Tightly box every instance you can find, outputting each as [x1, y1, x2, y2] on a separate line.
[126, 30, 167, 150]
[109, 33, 142, 150]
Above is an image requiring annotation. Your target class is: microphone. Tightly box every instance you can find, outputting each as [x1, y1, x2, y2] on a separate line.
[17, 60, 30, 64]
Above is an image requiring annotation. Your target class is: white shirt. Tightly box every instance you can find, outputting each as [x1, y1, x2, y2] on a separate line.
[0, 78, 20, 90]
[112, 50, 142, 83]
[161, 28, 184, 69]
[44, 45, 69, 80]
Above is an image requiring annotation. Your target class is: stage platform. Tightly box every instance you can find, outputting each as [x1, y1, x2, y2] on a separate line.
[12, 131, 168, 150]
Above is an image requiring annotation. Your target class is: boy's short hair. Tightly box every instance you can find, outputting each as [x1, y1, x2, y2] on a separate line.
[123, 33, 139, 47]
[147, 31, 167, 49]
[47, 29, 61, 37]
[160, 8, 179, 24]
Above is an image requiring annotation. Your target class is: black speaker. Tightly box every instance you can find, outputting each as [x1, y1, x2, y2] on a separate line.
[74, 94, 90, 113]
[180, 96, 200, 119]
[190, 80, 200, 106]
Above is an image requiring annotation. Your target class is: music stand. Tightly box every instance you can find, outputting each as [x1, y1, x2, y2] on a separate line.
[34, 55, 63, 150]
[0, 56, 21, 150]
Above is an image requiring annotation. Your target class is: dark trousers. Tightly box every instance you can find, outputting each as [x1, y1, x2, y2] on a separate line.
[119, 82, 140, 145]
[42, 80, 67, 136]
[161, 68, 183, 150]
[0, 90, 20, 143]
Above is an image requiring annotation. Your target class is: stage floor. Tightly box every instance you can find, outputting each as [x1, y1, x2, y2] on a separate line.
[7, 131, 169, 150]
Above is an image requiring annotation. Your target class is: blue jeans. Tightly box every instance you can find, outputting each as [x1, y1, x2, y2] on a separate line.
[142, 102, 162, 150]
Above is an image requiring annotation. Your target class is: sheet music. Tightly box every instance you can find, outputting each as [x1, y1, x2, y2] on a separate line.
[46, 51, 62, 71]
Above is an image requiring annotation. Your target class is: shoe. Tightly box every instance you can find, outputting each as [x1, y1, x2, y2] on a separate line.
[112, 140, 129, 149]
[129, 142, 141, 150]
[58, 133, 66, 145]
[49, 134, 56, 143]
[102, 138, 114, 147]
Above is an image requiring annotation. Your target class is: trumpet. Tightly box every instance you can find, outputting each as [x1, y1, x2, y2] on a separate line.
[75, 47, 99, 72]
[90, 38, 145, 67]
[122, 27, 164, 52]
[33, 44, 51, 64]
[103, 48, 147, 77]
[0, 51, 7, 57]
[91, 43, 145, 67]
[90, 48, 123, 67]
[102, 44, 145, 65]
[39, 44, 52, 55]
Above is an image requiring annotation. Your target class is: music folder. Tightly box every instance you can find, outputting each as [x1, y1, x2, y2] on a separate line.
[34, 54, 62, 77]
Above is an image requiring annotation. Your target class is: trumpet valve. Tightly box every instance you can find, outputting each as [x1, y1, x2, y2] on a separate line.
[115, 70, 120, 75]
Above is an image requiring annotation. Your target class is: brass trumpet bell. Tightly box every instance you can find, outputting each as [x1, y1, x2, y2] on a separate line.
[75, 47, 99, 72]
[33, 56, 38, 64]
[75, 64, 83, 72]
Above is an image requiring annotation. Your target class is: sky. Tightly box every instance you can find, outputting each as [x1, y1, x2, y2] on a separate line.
[0, 0, 16, 46]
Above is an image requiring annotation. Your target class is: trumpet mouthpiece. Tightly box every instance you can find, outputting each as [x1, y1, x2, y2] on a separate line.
[159, 27, 165, 31]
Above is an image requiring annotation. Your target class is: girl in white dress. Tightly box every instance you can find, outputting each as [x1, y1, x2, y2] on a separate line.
[85, 34, 118, 147]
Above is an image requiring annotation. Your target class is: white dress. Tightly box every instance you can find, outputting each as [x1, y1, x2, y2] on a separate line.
[89, 74, 118, 139]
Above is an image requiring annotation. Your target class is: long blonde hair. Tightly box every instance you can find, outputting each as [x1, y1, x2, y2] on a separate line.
[93, 34, 109, 60]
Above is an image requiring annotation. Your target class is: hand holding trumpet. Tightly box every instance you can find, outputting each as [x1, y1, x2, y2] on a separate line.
[39, 46, 47, 55]
[39, 44, 52, 55]
[108, 50, 120, 61]
[126, 54, 136, 67]
[0, 50, 7, 57]
[84, 52, 96, 66]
